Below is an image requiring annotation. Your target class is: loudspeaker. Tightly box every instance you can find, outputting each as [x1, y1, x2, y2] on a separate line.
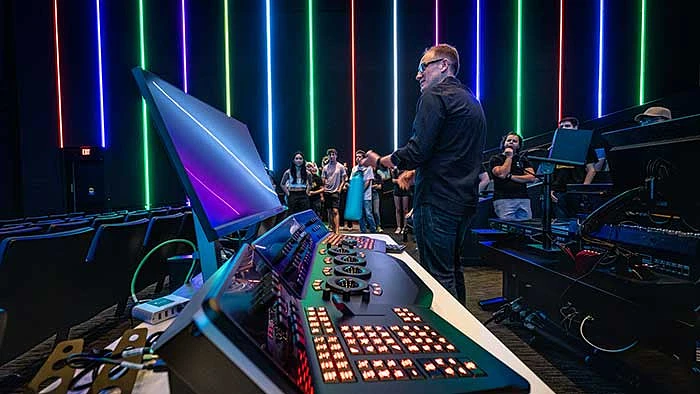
[62, 147, 105, 214]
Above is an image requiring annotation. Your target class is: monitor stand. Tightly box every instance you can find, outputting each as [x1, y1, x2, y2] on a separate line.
[527, 162, 561, 253]
[194, 213, 219, 281]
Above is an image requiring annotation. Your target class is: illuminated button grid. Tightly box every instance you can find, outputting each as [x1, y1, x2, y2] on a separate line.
[339, 325, 403, 355]
[389, 324, 458, 354]
[417, 357, 487, 379]
[392, 307, 422, 323]
[313, 336, 356, 383]
[306, 307, 335, 335]
[355, 358, 423, 382]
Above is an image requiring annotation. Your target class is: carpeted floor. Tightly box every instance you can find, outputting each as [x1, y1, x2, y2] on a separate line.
[1, 227, 694, 393]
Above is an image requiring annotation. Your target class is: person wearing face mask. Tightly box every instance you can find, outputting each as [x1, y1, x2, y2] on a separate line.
[362, 43, 485, 305]
[280, 151, 310, 215]
[488, 132, 537, 221]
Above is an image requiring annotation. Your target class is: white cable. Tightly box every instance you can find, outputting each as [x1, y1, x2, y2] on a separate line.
[579, 315, 638, 353]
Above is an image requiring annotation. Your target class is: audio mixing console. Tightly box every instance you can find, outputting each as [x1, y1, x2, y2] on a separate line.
[154, 210, 530, 393]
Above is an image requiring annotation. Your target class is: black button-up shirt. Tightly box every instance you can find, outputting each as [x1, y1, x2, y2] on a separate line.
[391, 76, 486, 215]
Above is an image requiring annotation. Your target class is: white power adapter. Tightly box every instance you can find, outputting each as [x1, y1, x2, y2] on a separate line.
[131, 294, 190, 324]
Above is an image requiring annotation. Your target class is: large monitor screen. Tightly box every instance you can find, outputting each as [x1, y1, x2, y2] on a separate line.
[132, 67, 285, 243]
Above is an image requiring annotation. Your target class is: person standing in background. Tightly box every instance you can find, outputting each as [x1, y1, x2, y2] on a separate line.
[322, 148, 347, 233]
[306, 161, 324, 218]
[391, 168, 411, 234]
[350, 150, 377, 233]
[279, 151, 310, 215]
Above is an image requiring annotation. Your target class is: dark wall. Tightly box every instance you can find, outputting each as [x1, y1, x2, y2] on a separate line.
[4, 0, 699, 218]
[0, 1, 21, 218]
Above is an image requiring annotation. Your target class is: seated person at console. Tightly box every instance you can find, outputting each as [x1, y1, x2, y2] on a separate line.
[550, 116, 605, 219]
[488, 132, 537, 221]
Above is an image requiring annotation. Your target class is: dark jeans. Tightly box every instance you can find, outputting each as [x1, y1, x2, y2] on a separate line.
[412, 203, 475, 305]
[359, 199, 377, 233]
[310, 197, 323, 218]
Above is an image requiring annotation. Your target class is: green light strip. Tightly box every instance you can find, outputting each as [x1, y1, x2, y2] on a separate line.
[638, 0, 646, 105]
[138, 0, 150, 209]
[516, 0, 522, 135]
[224, 0, 232, 115]
[308, 0, 316, 162]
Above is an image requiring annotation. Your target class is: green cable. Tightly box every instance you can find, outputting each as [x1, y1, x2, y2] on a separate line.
[131, 238, 197, 303]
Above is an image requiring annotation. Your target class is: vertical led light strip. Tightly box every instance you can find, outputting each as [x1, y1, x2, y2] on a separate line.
[638, 0, 646, 105]
[597, 0, 604, 117]
[392, 0, 398, 150]
[557, 0, 563, 122]
[96, 0, 106, 147]
[350, 0, 356, 157]
[434, 0, 439, 45]
[265, 0, 274, 170]
[53, 0, 64, 148]
[224, 0, 232, 115]
[515, 0, 522, 135]
[308, 0, 316, 162]
[475, 0, 481, 100]
[181, 0, 188, 93]
[138, 0, 150, 209]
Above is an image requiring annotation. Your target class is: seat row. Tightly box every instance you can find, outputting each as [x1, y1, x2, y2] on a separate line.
[0, 210, 195, 366]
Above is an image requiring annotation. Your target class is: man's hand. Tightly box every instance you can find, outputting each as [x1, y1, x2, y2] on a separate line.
[503, 147, 514, 158]
[397, 170, 416, 190]
[362, 150, 381, 168]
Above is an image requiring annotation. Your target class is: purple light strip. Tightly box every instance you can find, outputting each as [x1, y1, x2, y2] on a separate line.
[181, 0, 188, 93]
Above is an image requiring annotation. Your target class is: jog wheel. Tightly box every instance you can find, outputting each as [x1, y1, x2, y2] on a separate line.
[334, 264, 372, 280]
[332, 254, 367, 266]
[341, 237, 358, 248]
[327, 246, 357, 257]
[322, 276, 370, 302]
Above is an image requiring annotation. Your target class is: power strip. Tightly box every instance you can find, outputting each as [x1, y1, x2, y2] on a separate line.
[131, 294, 190, 324]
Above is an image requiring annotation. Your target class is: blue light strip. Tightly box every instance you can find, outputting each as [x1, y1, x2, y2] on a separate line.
[392, 0, 398, 150]
[265, 0, 274, 170]
[96, 0, 106, 147]
[475, 0, 481, 100]
[597, 0, 604, 117]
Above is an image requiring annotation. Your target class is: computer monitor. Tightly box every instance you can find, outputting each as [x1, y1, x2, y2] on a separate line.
[528, 128, 593, 167]
[132, 67, 285, 280]
[601, 114, 700, 226]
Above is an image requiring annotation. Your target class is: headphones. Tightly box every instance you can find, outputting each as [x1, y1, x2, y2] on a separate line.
[500, 133, 523, 154]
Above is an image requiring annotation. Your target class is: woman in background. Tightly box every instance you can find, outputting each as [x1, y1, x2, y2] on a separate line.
[391, 168, 411, 234]
[280, 151, 310, 215]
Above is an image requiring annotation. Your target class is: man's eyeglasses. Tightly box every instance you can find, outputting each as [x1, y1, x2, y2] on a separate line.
[418, 58, 445, 73]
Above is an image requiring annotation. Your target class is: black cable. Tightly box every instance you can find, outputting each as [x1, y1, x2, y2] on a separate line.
[146, 331, 164, 348]
[558, 248, 615, 304]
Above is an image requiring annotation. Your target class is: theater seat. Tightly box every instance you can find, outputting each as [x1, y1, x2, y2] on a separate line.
[46, 220, 91, 233]
[91, 214, 125, 228]
[84, 218, 150, 316]
[124, 210, 150, 222]
[0, 227, 95, 365]
[0, 226, 45, 243]
[137, 213, 185, 296]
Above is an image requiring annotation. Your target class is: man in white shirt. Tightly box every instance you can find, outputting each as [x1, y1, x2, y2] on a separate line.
[351, 150, 377, 233]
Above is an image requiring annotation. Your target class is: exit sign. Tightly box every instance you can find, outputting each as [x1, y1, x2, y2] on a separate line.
[81, 147, 91, 156]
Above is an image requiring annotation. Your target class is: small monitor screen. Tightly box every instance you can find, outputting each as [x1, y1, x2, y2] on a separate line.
[132, 67, 284, 242]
